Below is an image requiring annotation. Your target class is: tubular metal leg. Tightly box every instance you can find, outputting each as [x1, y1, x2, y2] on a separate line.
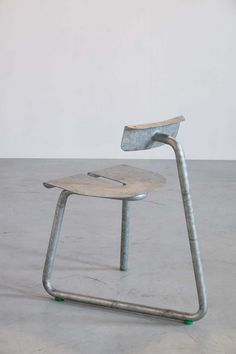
[153, 133, 208, 321]
[42, 146, 207, 323]
[120, 200, 130, 271]
[42, 190, 71, 295]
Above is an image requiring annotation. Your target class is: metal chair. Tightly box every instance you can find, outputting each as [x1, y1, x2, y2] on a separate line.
[42, 116, 207, 324]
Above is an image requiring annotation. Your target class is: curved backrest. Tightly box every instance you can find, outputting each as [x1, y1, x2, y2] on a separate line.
[121, 116, 185, 151]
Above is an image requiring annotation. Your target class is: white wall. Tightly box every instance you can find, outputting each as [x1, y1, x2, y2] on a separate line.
[0, 0, 236, 159]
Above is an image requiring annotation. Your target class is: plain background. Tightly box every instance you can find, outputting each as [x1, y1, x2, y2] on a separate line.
[0, 0, 236, 159]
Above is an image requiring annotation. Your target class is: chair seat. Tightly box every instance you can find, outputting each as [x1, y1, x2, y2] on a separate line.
[44, 164, 165, 200]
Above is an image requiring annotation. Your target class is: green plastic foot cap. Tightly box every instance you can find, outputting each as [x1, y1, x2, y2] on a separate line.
[184, 320, 193, 325]
[55, 296, 64, 302]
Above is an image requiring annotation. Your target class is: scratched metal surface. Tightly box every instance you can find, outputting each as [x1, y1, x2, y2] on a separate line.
[121, 116, 185, 151]
[44, 164, 166, 199]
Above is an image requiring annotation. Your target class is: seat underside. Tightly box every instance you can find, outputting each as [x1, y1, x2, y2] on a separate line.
[44, 164, 165, 200]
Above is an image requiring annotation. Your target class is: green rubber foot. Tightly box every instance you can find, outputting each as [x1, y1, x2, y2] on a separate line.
[184, 320, 193, 325]
[55, 297, 64, 302]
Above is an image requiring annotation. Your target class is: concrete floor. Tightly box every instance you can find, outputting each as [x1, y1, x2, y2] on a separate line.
[0, 159, 236, 354]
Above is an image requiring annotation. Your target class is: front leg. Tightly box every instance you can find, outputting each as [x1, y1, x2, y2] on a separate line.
[42, 190, 71, 297]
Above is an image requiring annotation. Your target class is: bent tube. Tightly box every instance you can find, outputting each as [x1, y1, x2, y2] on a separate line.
[153, 133, 208, 319]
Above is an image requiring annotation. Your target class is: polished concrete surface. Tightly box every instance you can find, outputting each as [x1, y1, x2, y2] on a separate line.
[0, 159, 235, 354]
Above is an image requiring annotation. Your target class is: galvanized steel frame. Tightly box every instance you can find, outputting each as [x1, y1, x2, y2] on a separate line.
[42, 134, 207, 323]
